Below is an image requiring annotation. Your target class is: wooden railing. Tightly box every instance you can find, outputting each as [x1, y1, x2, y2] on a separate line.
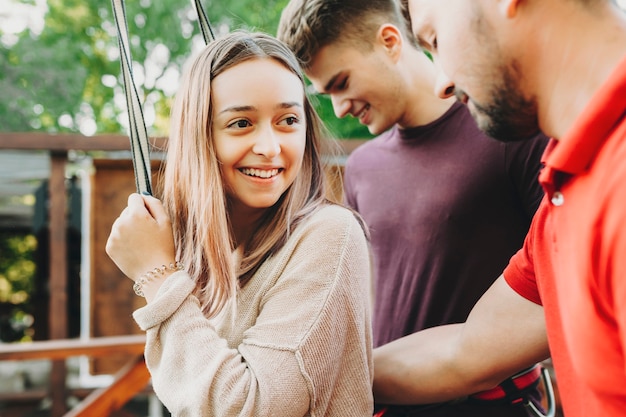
[0, 335, 148, 416]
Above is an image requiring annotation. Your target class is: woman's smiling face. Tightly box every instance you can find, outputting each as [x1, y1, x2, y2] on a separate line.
[212, 57, 307, 216]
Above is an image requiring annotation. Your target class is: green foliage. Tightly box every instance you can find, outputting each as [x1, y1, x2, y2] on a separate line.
[0, 232, 36, 304]
[310, 94, 372, 140]
[0, 0, 371, 139]
[204, 0, 290, 32]
[0, 232, 37, 342]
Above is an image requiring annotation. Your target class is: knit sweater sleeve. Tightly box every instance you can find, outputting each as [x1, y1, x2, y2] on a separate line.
[132, 205, 373, 417]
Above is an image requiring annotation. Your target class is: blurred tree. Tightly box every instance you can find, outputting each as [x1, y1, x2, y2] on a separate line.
[0, 232, 36, 304]
[0, 231, 37, 342]
[0, 0, 371, 139]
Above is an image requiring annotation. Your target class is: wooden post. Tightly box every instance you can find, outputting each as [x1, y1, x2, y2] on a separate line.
[49, 151, 69, 416]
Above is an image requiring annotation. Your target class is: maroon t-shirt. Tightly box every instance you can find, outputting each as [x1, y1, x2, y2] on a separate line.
[344, 102, 548, 347]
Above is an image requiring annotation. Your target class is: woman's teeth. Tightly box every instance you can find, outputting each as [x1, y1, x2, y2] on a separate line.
[240, 168, 279, 178]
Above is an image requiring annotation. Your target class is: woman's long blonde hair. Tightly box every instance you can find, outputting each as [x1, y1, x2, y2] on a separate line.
[161, 31, 330, 318]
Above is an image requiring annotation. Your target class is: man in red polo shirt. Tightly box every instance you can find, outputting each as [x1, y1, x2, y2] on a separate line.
[373, 1, 626, 416]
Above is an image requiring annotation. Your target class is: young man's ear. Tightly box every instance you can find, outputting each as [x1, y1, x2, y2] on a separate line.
[377, 24, 403, 62]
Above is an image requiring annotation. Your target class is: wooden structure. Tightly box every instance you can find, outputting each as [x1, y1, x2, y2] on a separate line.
[0, 132, 365, 416]
[89, 158, 162, 374]
[0, 335, 148, 416]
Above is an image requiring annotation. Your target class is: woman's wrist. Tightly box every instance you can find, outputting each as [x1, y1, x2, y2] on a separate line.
[133, 261, 185, 297]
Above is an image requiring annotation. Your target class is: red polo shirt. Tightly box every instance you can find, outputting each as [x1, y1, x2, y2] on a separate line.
[504, 54, 626, 417]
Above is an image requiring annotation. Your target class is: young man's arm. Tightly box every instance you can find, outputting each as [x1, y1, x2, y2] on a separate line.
[373, 275, 550, 404]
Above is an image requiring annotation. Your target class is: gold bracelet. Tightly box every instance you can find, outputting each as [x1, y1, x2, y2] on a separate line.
[133, 261, 184, 297]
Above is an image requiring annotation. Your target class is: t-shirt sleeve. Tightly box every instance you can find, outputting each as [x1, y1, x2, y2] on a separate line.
[503, 200, 550, 306]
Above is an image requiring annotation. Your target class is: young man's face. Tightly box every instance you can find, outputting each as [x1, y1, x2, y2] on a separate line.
[305, 40, 408, 135]
[408, 0, 540, 142]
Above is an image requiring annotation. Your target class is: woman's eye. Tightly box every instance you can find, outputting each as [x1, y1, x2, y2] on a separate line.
[279, 116, 300, 126]
[228, 119, 251, 129]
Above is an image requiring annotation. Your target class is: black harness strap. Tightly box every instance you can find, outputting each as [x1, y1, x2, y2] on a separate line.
[110, 0, 215, 194]
[111, 0, 153, 195]
[194, 0, 216, 44]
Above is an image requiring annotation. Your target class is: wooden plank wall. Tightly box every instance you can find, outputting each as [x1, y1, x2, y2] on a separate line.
[89, 159, 162, 374]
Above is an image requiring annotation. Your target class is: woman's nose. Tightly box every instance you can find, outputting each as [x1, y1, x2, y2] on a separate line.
[252, 126, 281, 158]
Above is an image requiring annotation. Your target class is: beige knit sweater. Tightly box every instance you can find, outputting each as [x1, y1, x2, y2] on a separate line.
[133, 205, 373, 416]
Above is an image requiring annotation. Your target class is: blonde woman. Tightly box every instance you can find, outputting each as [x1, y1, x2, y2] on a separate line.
[106, 31, 373, 416]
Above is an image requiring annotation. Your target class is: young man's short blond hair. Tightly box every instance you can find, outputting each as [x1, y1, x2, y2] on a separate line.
[277, 0, 413, 69]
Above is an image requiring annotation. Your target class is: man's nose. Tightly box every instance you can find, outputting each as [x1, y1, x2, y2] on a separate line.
[330, 94, 351, 119]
